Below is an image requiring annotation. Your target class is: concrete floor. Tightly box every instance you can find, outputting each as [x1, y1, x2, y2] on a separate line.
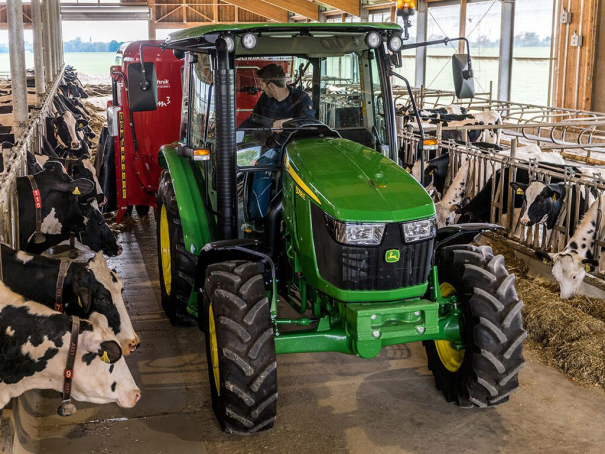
[5, 213, 605, 454]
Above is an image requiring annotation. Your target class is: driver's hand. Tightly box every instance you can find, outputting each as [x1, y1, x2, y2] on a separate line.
[272, 118, 292, 133]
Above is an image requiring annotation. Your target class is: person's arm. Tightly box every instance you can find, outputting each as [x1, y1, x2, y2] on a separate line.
[239, 95, 273, 128]
[294, 91, 316, 119]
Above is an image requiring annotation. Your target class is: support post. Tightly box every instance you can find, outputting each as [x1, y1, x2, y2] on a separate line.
[498, 0, 515, 102]
[7, 0, 29, 139]
[57, 0, 64, 68]
[54, 0, 62, 71]
[32, 0, 45, 106]
[459, 0, 467, 54]
[415, 0, 428, 89]
[45, 0, 56, 81]
[42, 0, 53, 85]
[148, 0, 157, 39]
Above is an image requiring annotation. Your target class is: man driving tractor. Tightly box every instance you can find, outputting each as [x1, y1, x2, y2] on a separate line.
[239, 63, 316, 222]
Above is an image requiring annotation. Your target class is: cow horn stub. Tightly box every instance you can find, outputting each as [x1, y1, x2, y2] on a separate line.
[33, 232, 46, 244]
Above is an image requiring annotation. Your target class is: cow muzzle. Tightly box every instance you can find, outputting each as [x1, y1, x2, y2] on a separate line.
[121, 336, 141, 355]
[521, 217, 531, 226]
[119, 389, 142, 408]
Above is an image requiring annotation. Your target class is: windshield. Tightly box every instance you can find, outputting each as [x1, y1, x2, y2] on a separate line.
[234, 50, 386, 167]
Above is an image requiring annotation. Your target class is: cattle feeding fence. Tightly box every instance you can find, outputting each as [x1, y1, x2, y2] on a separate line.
[0, 66, 65, 256]
[399, 128, 605, 282]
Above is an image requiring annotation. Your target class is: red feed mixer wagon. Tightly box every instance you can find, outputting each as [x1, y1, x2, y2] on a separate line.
[102, 41, 293, 222]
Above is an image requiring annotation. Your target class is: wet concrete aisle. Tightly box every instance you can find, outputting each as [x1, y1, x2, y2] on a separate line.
[5, 213, 605, 453]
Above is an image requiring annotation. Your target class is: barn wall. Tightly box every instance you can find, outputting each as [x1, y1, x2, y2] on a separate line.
[591, 4, 605, 112]
[553, 0, 598, 111]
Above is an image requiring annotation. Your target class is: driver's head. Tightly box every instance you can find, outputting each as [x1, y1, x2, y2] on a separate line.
[258, 64, 286, 99]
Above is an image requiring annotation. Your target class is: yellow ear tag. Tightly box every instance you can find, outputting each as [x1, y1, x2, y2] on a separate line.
[552, 194, 557, 202]
[429, 170, 435, 176]
[516, 188, 524, 195]
[405, 167, 411, 173]
[100, 351, 111, 364]
[543, 259, 550, 265]
[585, 264, 591, 273]
[77, 296, 82, 308]
[72, 187, 81, 195]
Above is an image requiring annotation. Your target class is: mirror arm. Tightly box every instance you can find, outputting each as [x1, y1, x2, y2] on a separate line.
[401, 36, 473, 79]
[389, 71, 425, 180]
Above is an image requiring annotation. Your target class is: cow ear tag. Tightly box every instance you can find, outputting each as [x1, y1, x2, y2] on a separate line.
[543, 259, 550, 265]
[585, 264, 592, 273]
[72, 187, 81, 195]
[405, 167, 411, 173]
[429, 170, 435, 175]
[100, 351, 111, 364]
[552, 194, 558, 202]
[516, 188, 524, 195]
[77, 296, 82, 308]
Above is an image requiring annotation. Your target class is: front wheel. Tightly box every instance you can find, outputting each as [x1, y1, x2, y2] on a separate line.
[202, 260, 278, 434]
[424, 245, 526, 407]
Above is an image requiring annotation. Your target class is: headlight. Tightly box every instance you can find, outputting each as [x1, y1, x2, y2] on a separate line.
[388, 35, 403, 52]
[365, 32, 382, 49]
[222, 36, 235, 52]
[241, 33, 257, 50]
[402, 217, 437, 243]
[326, 215, 385, 246]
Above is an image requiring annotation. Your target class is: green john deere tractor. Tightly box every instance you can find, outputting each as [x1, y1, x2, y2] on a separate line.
[129, 17, 525, 435]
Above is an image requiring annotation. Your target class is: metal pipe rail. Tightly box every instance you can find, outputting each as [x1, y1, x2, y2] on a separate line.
[0, 65, 65, 251]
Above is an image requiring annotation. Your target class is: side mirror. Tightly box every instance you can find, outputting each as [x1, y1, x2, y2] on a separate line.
[127, 62, 158, 112]
[452, 54, 475, 99]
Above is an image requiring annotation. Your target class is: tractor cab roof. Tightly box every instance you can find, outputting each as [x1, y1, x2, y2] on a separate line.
[166, 22, 403, 50]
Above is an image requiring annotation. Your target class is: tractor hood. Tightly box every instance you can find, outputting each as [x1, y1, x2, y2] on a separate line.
[285, 138, 435, 223]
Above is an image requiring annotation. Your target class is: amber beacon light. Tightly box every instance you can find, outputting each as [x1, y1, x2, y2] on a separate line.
[396, 0, 416, 16]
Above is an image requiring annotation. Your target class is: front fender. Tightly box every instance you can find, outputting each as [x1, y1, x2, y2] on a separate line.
[161, 145, 214, 255]
[435, 223, 504, 252]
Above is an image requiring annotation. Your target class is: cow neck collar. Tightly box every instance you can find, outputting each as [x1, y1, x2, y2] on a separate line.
[26, 175, 44, 244]
[58, 315, 80, 416]
[55, 260, 72, 313]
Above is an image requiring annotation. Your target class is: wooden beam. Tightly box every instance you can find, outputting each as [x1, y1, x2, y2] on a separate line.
[262, 0, 319, 21]
[459, 0, 466, 53]
[213, 0, 218, 22]
[148, 0, 156, 39]
[315, 0, 360, 17]
[223, 0, 288, 22]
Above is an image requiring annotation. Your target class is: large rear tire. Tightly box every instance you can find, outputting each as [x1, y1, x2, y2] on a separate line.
[424, 244, 526, 407]
[157, 170, 197, 326]
[202, 260, 278, 434]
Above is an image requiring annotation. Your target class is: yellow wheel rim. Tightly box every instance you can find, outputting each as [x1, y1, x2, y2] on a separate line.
[435, 282, 465, 372]
[159, 205, 172, 296]
[209, 303, 221, 395]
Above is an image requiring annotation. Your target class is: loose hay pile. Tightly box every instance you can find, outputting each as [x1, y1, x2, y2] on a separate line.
[81, 88, 110, 160]
[482, 234, 605, 388]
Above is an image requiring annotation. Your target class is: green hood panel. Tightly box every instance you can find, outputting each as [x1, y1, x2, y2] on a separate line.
[285, 138, 434, 223]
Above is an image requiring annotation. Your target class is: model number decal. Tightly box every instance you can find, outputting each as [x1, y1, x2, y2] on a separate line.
[295, 185, 306, 200]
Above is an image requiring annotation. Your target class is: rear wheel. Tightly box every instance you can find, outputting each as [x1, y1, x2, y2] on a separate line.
[202, 260, 277, 434]
[424, 245, 526, 407]
[157, 170, 197, 326]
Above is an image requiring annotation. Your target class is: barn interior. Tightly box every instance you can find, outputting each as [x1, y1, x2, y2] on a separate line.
[2, 1, 605, 453]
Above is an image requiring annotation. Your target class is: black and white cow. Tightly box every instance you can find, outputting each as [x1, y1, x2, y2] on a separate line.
[18, 162, 95, 251]
[29, 152, 105, 205]
[47, 110, 90, 153]
[0, 281, 141, 409]
[536, 194, 605, 299]
[1, 246, 139, 354]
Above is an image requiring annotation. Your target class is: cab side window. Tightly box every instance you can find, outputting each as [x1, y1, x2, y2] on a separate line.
[190, 54, 214, 148]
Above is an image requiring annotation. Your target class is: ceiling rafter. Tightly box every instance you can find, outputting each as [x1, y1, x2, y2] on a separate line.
[315, 0, 360, 17]
[222, 0, 288, 22]
[261, 0, 319, 21]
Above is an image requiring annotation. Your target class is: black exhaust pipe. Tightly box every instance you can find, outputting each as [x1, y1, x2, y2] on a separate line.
[215, 39, 237, 239]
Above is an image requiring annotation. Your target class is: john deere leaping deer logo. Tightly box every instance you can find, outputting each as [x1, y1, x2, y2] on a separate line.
[385, 249, 400, 263]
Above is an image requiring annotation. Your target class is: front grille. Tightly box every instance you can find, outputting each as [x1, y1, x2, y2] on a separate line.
[311, 203, 433, 291]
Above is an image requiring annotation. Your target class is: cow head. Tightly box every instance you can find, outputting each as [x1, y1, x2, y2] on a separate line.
[435, 201, 460, 228]
[83, 252, 139, 354]
[74, 313, 141, 408]
[79, 201, 121, 256]
[511, 181, 565, 227]
[51, 111, 84, 151]
[536, 250, 598, 299]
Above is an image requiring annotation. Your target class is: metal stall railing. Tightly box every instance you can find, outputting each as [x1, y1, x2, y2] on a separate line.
[0, 66, 65, 252]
